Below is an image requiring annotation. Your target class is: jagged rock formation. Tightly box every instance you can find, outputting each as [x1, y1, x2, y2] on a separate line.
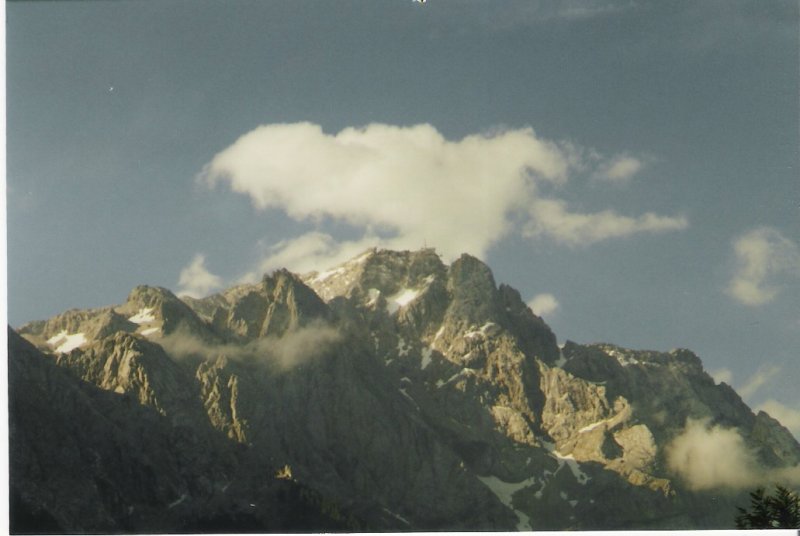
[11, 247, 800, 532]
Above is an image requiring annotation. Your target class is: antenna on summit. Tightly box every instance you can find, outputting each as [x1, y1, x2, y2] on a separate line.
[412, 0, 427, 4]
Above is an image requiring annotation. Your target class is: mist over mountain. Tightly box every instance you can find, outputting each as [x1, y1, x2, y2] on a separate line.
[10, 248, 800, 532]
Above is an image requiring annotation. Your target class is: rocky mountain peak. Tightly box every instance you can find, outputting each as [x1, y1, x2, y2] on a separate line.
[182, 268, 334, 341]
[10, 247, 800, 532]
[121, 285, 212, 340]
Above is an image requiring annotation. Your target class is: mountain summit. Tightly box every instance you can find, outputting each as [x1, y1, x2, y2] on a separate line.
[10, 248, 800, 532]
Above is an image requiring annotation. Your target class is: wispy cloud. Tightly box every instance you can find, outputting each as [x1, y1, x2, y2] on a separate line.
[527, 293, 560, 317]
[177, 254, 223, 298]
[738, 364, 781, 401]
[524, 199, 687, 246]
[710, 367, 733, 385]
[474, 0, 638, 29]
[200, 122, 687, 274]
[757, 399, 800, 439]
[595, 155, 644, 184]
[160, 321, 341, 371]
[726, 227, 800, 306]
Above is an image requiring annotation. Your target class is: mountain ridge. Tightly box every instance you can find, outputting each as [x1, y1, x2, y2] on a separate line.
[10, 247, 800, 531]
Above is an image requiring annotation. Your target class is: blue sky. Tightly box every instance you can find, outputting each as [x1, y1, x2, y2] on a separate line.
[6, 1, 799, 432]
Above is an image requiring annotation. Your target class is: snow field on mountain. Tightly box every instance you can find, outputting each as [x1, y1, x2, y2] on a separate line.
[47, 330, 87, 353]
[128, 307, 156, 324]
[476, 474, 539, 530]
[386, 288, 420, 314]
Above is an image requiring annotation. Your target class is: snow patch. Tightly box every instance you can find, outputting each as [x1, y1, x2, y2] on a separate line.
[382, 507, 411, 526]
[579, 419, 608, 433]
[47, 330, 87, 353]
[312, 267, 346, 283]
[433, 325, 445, 341]
[430, 325, 446, 350]
[398, 388, 420, 410]
[128, 307, 156, 324]
[140, 326, 161, 337]
[351, 250, 374, 265]
[437, 368, 473, 388]
[464, 322, 497, 340]
[421, 347, 433, 369]
[605, 347, 639, 367]
[477, 475, 538, 531]
[552, 450, 590, 485]
[386, 288, 420, 314]
[397, 337, 410, 356]
[366, 288, 381, 306]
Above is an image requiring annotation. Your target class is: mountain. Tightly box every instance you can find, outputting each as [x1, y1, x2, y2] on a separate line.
[10, 247, 800, 532]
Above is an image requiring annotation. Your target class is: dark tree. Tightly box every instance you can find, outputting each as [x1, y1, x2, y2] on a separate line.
[736, 485, 800, 529]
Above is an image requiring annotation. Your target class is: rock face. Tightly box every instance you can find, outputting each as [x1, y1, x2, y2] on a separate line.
[10, 247, 800, 532]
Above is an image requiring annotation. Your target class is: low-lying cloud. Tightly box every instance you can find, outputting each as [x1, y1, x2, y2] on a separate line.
[727, 227, 800, 306]
[159, 321, 341, 371]
[666, 417, 800, 490]
[527, 293, 560, 317]
[199, 122, 687, 275]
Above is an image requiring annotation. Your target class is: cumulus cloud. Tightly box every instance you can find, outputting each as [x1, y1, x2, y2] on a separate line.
[160, 321, 341, 371]
[527, 293, 560, 317]
[727, 227, 800, 306]
[666, 418, 800, 490]
[177, 254, 223, 298]
[738, 364, 781, 401]
[199, 122, 688, 273]
[758, 399, 800, 439]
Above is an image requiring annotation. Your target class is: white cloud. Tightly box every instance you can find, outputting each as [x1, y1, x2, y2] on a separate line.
[710, 367, 733, 385]
[527, 293, 560, 317]
[524, 198, 688, 246]
[666, 418, 762, 490]
[199, 122, 688, 273]
[596, 155, 643, 183]
[480, 1, 637, 29]
[738, 364, 781, 401]
[252, 232, 382, 278]
[727, 227, 800, 306]
[758, 399, 800, 438]
[666, 418, 800, 490]
[177, 254, 223, 298]
[160, 321, 341, 371]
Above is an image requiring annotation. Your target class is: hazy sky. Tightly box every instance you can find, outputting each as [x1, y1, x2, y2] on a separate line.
[7, 1, 799, 432]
